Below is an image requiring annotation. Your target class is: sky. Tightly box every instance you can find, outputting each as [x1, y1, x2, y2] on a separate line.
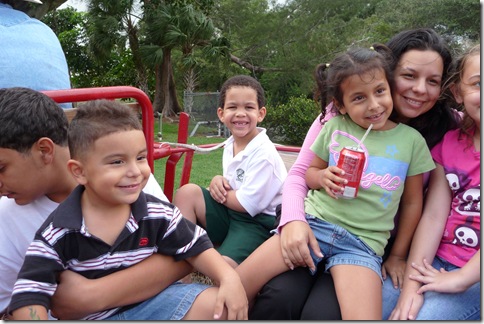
[59, 0, 87, 11]
[59, 0, 287, 11]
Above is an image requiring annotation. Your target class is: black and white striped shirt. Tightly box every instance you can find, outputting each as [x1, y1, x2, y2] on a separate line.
[8, 186, 213, 319]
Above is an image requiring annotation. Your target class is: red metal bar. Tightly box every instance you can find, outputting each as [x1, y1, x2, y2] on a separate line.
[41, 87, 299, 203]
[42, 86, 155, 172]
[274, 145, 301, 153]
[163, 112, 190, 201]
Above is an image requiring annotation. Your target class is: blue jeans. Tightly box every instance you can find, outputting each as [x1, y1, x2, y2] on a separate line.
[105, 282, 210, 320]
[307, 215, 382, 280]
[382, 256, 481, 320]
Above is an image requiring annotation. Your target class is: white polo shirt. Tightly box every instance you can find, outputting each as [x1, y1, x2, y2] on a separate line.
[223, 127, 287, 217]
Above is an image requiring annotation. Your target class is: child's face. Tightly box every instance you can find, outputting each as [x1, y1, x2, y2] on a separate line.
[0, 147, 48, 205]
[338, 68, 394, 130]
[392, 50, 444, 122]
[217, 86, 266, 142]
[72, 130, 150, 207]
[454, 53, 480, 127]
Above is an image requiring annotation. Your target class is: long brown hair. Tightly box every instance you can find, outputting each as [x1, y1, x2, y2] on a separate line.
[314, 44, 394, 121]
[444, 44, 480, 145]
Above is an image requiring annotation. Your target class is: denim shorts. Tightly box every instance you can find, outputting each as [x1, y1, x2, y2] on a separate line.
[306, 214, 383, 281]
[105, 282, 210, 320]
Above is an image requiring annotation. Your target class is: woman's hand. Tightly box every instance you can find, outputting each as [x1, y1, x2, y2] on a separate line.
[280, 221, 323, 272]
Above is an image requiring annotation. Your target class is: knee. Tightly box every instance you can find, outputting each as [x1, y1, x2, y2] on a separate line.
[173, 184, 201, 205]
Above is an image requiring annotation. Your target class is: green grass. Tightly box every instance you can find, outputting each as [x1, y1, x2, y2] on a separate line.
[152, 119, 226, 199]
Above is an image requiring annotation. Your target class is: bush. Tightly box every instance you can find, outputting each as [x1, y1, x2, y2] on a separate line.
[263, 95, 320, 146]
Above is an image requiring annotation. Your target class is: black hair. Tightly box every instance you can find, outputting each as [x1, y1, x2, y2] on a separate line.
[0, 87, 68, 153]
[386, 28, 460, 148]
[68, 99, 143, 159]
[68, 99, 142, 160]
[314, 44, 394, 120]
[218, 75, 265, 109]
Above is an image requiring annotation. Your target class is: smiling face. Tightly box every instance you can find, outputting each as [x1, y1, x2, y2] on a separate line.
[453, 53, 481, 129]
[338, 68, 394, 131]
[70, 129, 150, 208]
[392, 49, 444, 122]
[217, 86, 266, 145]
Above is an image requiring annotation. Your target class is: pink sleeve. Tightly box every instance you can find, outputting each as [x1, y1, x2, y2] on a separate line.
[277, 114, 324, 232]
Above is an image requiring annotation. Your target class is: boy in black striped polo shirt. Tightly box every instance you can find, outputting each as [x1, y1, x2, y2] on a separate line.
[8, 100, 248, 320]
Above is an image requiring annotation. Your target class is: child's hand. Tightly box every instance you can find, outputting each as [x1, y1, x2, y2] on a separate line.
[213, 273, 248, 320]
[382, 254, 406, 289]
[388, 287, 424, 320]
[319, 166, 347, 199]
[409, 259, 468, 294]
[208, 175, 231, 204]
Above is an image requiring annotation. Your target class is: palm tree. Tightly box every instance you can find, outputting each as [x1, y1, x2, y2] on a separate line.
[86, 0, 149, 95]
[142, 2, 218, 116]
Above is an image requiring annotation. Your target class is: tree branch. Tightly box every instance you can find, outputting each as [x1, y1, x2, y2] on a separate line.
[229, 54, 284, 73]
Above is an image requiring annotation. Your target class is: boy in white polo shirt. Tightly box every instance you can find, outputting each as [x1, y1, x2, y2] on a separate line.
[174, 75, 287, 268]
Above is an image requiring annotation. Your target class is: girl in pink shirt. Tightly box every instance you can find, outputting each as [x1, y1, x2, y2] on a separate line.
[384, 43, 480, 321]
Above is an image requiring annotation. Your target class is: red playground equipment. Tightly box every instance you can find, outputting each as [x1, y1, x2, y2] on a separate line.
[42, 86, 300, 202]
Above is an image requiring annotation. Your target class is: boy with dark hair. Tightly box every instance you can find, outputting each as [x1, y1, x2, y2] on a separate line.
[0, 88, 199, 319]
[174, 75, 287, 268]
[7, 99, 248, 320]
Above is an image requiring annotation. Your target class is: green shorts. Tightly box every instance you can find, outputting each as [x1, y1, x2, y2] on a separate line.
[201, 187, 276, 264]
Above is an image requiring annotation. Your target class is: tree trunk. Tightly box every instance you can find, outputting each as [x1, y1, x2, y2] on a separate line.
[160, 48, 181, 117]
[126, 18, 149, 96]
[153, 64, 164, 114]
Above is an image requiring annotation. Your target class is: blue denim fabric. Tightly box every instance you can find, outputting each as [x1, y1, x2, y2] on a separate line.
[105, 282, 210, 320]
[0, 4, 71, 108]
[306, 214, 383, 280]
[382, 256, 481, 320]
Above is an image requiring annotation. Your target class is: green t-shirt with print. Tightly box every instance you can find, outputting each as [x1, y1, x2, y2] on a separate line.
[305, 115, 435, 256]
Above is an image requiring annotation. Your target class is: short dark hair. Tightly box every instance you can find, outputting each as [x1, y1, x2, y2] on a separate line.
[68, 99, 143, 159]
[0, 87, 68, 153]
[218, 75, 266, 109]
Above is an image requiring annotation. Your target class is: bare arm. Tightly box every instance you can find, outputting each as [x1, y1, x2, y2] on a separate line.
[11, 305, 48, 320]
[305, 155, 329, 189]
[410, 249, 480, 294]
[382, 174, 424, 288]
[305, 155, 346, 197]
[278, 114, 326, 269]
[389, 165, 451, 320]
[51, 254, 192, 319]
[188, 248, 248, 320]
[278, 116, 322, 227]
[278, 108, 335, 229]
[207, 175, 246, 213]
[222, 188, 246, 212]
